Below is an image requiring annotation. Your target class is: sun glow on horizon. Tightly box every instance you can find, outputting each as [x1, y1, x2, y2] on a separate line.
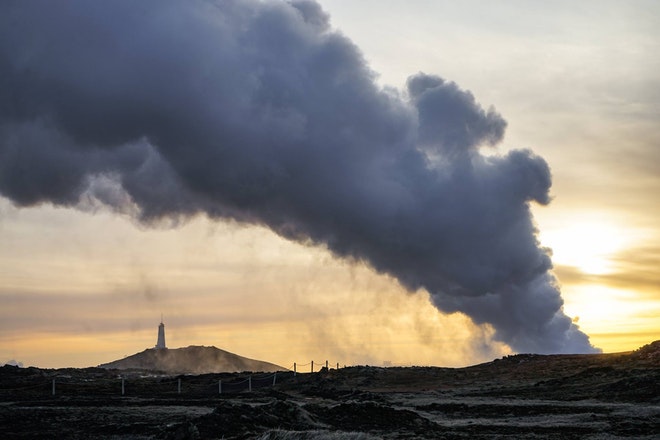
[535, 212, 659, 352]
[562, 283, 660, 352]
[538, 215, 639, 276]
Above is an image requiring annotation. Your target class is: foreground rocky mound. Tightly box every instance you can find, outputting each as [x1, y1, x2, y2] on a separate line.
[98, 345, 285, 374]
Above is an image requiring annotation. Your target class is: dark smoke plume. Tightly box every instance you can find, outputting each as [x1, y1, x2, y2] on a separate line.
[0, 0, 598, 353]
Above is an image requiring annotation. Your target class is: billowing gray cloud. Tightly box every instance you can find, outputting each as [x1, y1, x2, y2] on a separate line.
[0, 0, 598, 353]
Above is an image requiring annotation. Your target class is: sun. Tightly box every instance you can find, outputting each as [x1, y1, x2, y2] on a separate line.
[538, 216, 631, 275]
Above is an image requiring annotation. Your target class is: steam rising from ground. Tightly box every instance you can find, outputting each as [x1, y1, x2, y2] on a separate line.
[0, 0, 598, 353]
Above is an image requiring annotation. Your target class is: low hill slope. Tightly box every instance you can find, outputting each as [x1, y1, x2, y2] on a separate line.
[276, 340, 659, 402]
[98, 345, 285, 374]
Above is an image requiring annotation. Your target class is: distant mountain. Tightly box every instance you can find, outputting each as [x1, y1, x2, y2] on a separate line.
[98, 345, 286, 374]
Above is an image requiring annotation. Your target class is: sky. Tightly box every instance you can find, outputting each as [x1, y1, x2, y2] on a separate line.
[1, 0, 659, 369]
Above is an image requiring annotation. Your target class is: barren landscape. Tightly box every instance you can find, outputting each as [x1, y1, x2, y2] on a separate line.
[1, 341, 658, 439]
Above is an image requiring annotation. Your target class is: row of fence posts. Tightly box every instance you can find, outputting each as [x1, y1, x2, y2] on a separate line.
[47, 362, 344, 396]
[47, 362, 345, 396]
[49, 373, 281, 396]
[292, 360, 340, 375]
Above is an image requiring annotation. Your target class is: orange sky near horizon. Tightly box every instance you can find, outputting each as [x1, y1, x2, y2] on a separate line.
[1, 204, 658, 369]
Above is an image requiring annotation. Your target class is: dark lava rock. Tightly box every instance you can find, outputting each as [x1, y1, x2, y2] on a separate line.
[307, 401, 439, 436]
[185, 399, 322, 439]
[2, 341, 659, 439]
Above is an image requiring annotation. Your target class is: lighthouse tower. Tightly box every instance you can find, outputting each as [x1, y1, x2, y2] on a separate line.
[155, 316, 167, 349]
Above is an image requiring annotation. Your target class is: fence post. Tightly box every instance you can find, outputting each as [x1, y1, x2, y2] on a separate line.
[325, 360, 328, 370]
[121, 378, 125, 396]
[52, 378, 56, 396]
[272, 372, 277, 386]
[219, 380, 222, 395]
[336, 362, 339, 370]
[248, 376, 252, 392]
[294, 363, 296, 377]
[177, 378, 181, 394]
[311, 360, 314, 373]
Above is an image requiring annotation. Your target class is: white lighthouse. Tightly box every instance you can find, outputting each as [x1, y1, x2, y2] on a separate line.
[155, 316, 167, 349]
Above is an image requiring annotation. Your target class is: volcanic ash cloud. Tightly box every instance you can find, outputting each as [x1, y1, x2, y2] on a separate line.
[0, 0, 599, 354]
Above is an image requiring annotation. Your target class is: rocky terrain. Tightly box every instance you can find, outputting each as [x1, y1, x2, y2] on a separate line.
[1, 341, 658, 439]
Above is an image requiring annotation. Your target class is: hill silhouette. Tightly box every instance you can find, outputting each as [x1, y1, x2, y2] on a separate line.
[98, 345, 285, 374]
